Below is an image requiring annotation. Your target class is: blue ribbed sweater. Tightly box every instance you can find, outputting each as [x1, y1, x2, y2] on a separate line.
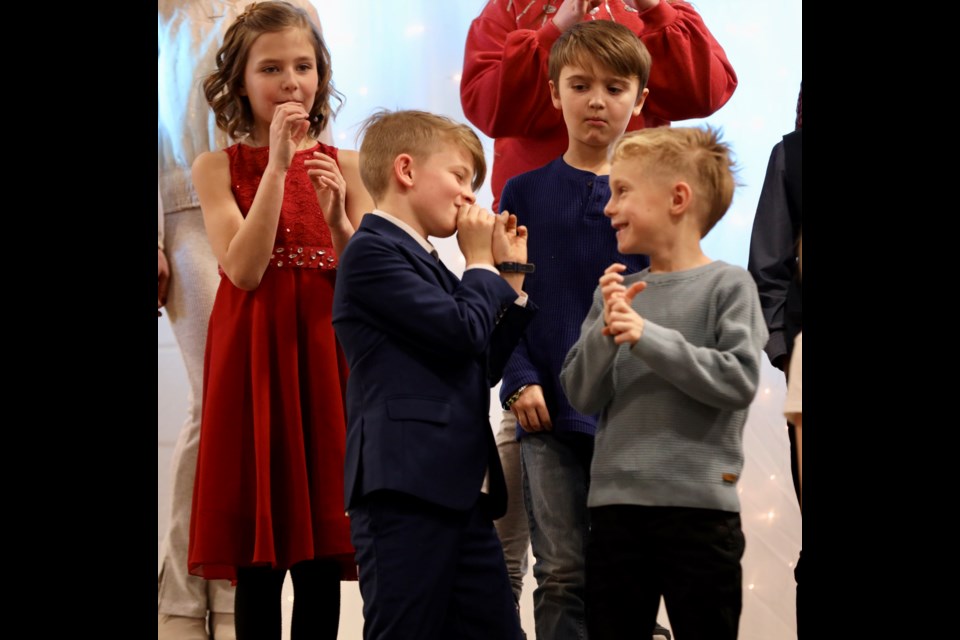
[498, 156, 649, 439]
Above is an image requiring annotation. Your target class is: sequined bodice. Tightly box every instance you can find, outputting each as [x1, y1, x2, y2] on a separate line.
[226, 141, 339, 270]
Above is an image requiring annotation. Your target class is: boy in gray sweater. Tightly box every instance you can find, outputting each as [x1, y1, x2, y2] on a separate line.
[560, 126, 768, 640]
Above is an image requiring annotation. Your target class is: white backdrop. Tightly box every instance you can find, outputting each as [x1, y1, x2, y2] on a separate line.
[158, 1, 802, 637]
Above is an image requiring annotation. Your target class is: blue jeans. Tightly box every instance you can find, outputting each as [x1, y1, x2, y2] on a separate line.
[521, 432, 593, 640]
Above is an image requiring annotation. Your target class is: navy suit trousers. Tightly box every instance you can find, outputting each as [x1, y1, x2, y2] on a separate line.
[350, 490, 522, 640]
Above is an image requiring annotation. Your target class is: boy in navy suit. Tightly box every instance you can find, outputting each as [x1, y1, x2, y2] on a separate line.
[332, 109, 535, 640]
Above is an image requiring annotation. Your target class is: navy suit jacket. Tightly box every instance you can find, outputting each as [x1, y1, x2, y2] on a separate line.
[332, 214, 536, 519]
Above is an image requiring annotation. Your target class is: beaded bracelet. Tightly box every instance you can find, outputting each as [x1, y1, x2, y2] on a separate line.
[503, 384, 530, 411]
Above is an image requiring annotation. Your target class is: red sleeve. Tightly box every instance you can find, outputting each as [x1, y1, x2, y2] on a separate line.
[634, 1, 737, 122]
[460, 2, 567, 139]
[460, 1, 738, 135]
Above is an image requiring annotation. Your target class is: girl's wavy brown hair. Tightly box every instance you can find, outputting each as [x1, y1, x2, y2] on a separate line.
[202, 1, 343, 141]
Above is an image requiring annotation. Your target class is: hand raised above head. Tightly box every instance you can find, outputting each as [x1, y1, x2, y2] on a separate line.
[552, 0, 603, 32]
[625, 1, 662, 13]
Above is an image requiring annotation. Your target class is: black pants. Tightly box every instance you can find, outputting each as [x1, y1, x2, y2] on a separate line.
[234, 559, 342, 640]
[586, 505, 744, 640]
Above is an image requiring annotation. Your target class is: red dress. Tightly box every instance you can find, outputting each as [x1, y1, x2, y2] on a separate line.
[189, 141, 356, 582]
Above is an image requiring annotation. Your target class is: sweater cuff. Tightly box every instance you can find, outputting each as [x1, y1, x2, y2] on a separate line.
[763, 330, 787, 365]
[584, 312, 620, 361]
[636, 0, 676, 32]
[629, 319, 672, 362]
[536, 18, 563, 54]
[501, 368, 541, 403]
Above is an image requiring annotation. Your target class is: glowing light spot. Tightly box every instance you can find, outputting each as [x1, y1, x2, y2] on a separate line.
[338, 132, 347, 141]
[358, 86, 368, 96]
[769, 474, 776, 481]
[405, 24, 425, 37]
[452, 72, 462, 84]
[748, 583, 755, 590]
[764, 387, 771, 394]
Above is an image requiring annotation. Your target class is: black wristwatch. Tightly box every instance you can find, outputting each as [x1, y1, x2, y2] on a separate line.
[495, 262, 536, 274]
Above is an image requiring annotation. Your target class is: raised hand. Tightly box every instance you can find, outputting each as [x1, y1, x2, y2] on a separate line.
[600, 263, 628, 326]
[627, 0, 663, 12]
[552, 0, 602, 32]
[492, 210, 528, 265]
[267, 101, 311, 172]
[599, 263, 646, 336]
[456, 204, 497, 266]
[606, 296, 645, 346]
[305, 151, 347, 230]
[493, 211, 529, 294]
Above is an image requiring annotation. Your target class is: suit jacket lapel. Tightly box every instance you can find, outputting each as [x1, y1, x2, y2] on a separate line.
[360, 215, 458, 291]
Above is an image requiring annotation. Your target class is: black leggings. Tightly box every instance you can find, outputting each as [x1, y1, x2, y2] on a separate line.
[234, 559, 342, 640]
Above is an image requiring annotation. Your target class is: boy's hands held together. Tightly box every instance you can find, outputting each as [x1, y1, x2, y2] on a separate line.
[492, 210, 529, 294]
[456, 204, 498, 266]
[600, 263, 647, 346]
[456, 205, 529, 295]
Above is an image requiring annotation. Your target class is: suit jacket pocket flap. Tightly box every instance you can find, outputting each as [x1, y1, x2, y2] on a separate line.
[386, 397, 452, 425]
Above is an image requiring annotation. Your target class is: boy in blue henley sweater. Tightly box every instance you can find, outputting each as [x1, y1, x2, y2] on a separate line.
[495, 19, 670, 640]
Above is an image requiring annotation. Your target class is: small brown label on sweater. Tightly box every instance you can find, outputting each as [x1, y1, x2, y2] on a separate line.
[721, 473, 739, 483]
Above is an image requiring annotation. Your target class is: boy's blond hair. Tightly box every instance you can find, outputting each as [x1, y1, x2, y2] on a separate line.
[358, 109, 486, 201]
[611, 126, 738, 235]
[548, 20, 652, 101]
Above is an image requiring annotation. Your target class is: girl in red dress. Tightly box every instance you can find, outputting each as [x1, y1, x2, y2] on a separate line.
[188, 3, 374, 638]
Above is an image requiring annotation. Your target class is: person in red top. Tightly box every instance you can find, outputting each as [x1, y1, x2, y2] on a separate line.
[461, 0, 737, 212]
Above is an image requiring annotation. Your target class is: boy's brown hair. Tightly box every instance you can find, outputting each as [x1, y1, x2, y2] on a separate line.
[611, 126, 738, 235]
[548, 20, 652, 101]
[358, 109, 487, 201]
[203, 1, 343, 140]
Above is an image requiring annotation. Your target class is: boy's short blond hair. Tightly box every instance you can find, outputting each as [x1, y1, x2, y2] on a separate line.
[358, 109, 486, 201]
[611, 126, 738, 235]
[548, 20, 652, 100]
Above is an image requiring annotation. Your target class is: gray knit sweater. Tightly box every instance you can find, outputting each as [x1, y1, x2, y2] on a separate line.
[560, 261, 768, 513]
